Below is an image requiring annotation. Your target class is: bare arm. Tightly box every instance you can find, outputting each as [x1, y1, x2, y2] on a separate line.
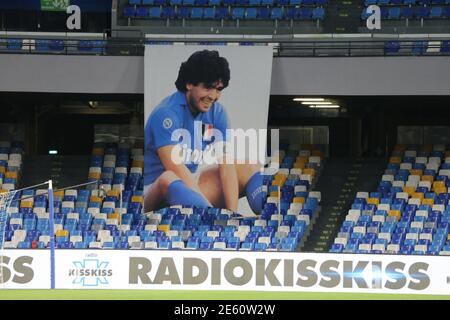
[219, 163, 239, 212]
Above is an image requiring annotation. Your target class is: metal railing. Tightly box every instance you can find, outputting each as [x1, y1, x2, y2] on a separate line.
[1, 33, 450, 57]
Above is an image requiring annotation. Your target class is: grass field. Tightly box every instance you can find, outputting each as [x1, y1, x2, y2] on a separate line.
[0, 290, 449, 300]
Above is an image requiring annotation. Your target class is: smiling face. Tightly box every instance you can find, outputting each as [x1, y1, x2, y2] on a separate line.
[185, 81, 224, 115]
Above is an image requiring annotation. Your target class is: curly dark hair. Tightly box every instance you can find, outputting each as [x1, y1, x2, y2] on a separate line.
[175, 50, 230, 92]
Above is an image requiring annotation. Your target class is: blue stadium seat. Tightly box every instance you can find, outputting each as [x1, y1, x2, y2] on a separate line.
[216, 7, 229, 19]
[412, 41, 427, 55]
[312, 7, 325, 19]
[285, 7, 298, 19]
[162, 6, 176, 18]
[191, 7, 203, 18]
[258, 7, 270, 18]
[136, 7, 149, 17]
[123, 6, 136, 17]
[430, 6, 443, 17]
[414, 6, 430, 18]
[271, 7, 283, 19]
[299, 8, 313, 19]
[388, 7, 401, 19]
[149, 7, 162, 18]
[232, 7, 245, 19]
[246, 7, 258, 19]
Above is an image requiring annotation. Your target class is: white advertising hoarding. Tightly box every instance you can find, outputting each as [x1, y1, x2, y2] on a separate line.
[52, 250, 450, 295]
[0, 250, 50, 289]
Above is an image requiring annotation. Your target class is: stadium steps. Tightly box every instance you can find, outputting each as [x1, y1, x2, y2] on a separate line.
[21, 155, 90, 189]
[302, 157, 386, 252]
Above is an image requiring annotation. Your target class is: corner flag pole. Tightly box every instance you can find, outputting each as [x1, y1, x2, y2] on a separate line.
[48, 180, 55, 289]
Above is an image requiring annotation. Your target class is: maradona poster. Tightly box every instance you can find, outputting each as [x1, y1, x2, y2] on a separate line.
[143, 45, 273, 215]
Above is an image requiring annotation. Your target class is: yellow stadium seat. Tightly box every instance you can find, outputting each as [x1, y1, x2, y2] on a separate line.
[303, 168, 316, 177]
[269, 191, 279, 198]
[132, 160, 144, 169]
[448, 234, 450, 241]
[434, 187, 447, 195]
[92, 147, 104, 156]
[54, 190, 64, 198]
[293, 162, 305, 169]
[158, 225, 170, 233]
[131, 196, 143, 203]
[274, 173, 287, 180]
[107, 190, 120, 198]
[421, 175, 434, 183]
[433, 181, 445, 191]
[412, 192, 424, 200]
[5, 172, 17, 179]
[88, 172, 101, 180]
[0, 189, 7, 194]
[367, 198, 380, 205]
[107, 213, 120, 220]
[388, 210, 401, 221]
[56, 230, 69, 237]
[296, 156, 308, 163]
[90, 196, 103, 203]
[389, 157, 401, 164]
[20, 201, 33, 208]
[409, 169, 423, 176]
[293, 197, 305, 204]
[271, 180, 284, 187]
[403, 186, 416, 196]
[421, 198, 434, 206]
[0, 166, 5, 174]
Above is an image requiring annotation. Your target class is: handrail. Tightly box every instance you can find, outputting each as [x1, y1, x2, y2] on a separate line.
[1, 35, 449, 57]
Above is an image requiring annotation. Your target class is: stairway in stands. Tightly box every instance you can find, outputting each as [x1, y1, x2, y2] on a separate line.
[21, 155, 91, 190]
[302, 157, 387, 253]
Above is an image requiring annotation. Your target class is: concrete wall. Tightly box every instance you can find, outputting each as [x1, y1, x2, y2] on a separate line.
[2, 54, 449, 95]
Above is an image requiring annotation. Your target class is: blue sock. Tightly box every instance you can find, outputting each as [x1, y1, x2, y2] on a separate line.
[166, 180, 209, 208]
[245, 171, 265, 214]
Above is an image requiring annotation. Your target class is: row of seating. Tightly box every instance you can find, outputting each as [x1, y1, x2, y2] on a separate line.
[2, 141, 324, 251]
[362, 5, 450, 19]
[0, 141, 24, 192]
[365, 0, 450, 5]
[87, 142, 144, 193]
[3, 39, 106, 54]
[330, 144, 450, 256]
[385, 40, 450, 55]
[123, 5, 325, 19]
[129, 0, 328, 5]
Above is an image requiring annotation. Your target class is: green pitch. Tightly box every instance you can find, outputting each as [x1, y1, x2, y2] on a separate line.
[0, 290, 449, 300]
